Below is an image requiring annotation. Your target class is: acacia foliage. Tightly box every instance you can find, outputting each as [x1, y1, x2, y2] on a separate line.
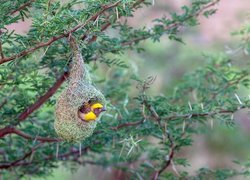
[0, 0, 250, 179]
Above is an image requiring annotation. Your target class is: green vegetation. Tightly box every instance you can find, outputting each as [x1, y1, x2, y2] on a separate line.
[0, 0, 250, 179]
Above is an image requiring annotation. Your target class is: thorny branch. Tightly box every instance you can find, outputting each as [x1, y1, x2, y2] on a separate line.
[111, 79, 244, 179]
[152, 142, 175, 180]
[0, 1, 121, 65]
[110, 106, 245, 130]
[162, 108, 243, 121]
[141, 97, 176, 179]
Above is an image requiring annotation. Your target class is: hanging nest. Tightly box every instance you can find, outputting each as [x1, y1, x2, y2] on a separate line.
[54, 36, 106, 143]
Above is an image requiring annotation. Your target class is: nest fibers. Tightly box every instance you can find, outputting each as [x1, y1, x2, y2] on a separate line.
[54, 37, 105, 142]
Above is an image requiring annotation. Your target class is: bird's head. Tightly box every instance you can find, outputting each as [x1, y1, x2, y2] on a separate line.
[91, 103, 106, 117]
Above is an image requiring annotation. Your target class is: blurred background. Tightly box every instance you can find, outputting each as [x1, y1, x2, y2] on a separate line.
[7, 0, 250, 179]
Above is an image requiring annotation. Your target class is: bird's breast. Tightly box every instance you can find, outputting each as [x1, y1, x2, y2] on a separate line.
[78, 111, 97, 121]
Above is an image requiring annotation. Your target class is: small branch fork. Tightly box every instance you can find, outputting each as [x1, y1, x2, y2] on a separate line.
[152, 143, 175, 180]
[141, 97, 177, 180]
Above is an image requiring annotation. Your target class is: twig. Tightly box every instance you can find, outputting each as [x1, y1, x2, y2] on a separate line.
[210, 73, 247, 100]
[163, 108, 238, 121]
[8, 0, 35, 16]
[111, 118, 145, 130]
[152, 144, 175, 180]
[0, 1, 121, 65]
[143, 98, 177, 180]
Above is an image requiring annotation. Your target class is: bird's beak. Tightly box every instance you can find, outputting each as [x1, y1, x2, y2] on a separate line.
[101, 107, 106, 112]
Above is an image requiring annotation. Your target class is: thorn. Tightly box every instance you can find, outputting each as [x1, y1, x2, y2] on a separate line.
[116, 7, 119, 19]
[93, 15, 99, 27]
[234, 93, 243, 105]
[171, 160, 180, 177]
[188, 101, 192, 111]
[29, 151, 35, 163]
[200, 103, 204, 111]
[182, 120, 186, 133]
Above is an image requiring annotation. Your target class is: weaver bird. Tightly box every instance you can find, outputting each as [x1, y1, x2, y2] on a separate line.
[78, 102, 106, 122]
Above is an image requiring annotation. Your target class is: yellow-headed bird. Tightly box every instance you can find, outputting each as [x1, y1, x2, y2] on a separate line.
[78, 102, 106, 122]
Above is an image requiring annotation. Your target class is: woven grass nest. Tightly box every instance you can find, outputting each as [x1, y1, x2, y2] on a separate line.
[54, 36, 105, 143]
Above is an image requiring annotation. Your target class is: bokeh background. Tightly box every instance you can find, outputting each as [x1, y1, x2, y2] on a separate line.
[7, 0, 250, 179]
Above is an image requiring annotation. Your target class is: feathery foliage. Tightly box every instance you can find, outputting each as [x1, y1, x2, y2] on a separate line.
[0, 0, 250, 179]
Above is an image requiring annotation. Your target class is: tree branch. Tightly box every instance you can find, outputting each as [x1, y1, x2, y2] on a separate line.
[152, 144, 175, 180]
[0, 1, 120, 65]
[0, 126, 61, 142]
[111, 107, 243, 131]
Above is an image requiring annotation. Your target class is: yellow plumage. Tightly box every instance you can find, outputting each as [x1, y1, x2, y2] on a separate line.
[78, 102, 105, 122]
[78, 111, 97, 121]
[91, 103, 103, 110]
